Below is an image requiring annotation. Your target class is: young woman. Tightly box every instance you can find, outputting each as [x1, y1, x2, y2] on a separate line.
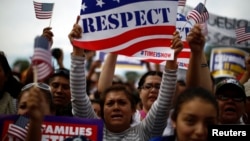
[19, 83, 55, 141]
[3, 82, 55, 141]
[17, 82, 55, 116]
[69, 16, 183, 140]
[150, 87, 219, 141]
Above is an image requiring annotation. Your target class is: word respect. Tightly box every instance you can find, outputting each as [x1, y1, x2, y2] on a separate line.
[82, 8, 171, 33]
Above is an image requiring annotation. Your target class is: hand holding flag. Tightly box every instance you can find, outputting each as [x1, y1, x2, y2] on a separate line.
[186, 24, 206, 53]
[32, 28, 53, 82]
[42, 27, 54, 45]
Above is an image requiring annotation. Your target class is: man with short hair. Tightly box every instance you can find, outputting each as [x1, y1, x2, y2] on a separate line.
[215, 78, 246, 124]
[49, 68, 72, 116]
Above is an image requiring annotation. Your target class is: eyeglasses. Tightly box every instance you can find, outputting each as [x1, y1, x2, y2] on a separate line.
[54, 68, 69, 75]
[54, 68, 69, 77]
[141, 83, 161, 90]
[21, 82, 51, 92]
[216, 95, 244, 102]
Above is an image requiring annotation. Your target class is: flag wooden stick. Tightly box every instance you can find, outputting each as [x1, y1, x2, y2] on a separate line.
[33, 65, 38, 85]
[179, 21, 190, 33]
[49, 3, 55, 27]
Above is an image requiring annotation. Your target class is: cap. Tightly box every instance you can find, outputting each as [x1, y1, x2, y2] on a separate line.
[51, 68, 70, 79]
[244, 80, 250, 97]
[215, 78, 246, 98]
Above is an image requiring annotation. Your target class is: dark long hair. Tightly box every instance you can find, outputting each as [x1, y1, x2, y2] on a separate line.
[0, 51, 22, 98]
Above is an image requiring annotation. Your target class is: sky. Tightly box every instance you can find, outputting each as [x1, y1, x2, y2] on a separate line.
[1, 0, 249, 73]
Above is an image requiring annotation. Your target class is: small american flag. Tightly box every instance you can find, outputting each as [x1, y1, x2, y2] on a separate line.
[33, 1, 54, 19]
[235, 26, 250, 43]
[186, 2, 209, 24]
[7, 116, 29, 140]
[178, 0, 186, 7]
[32, 36, 53, 81]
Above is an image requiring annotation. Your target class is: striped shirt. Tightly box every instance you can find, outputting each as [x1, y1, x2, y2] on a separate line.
[70, 55, 177, 141]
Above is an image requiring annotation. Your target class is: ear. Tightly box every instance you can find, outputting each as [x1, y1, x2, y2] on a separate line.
[171, 119, 176, 128]
[138, 89, 142, 97]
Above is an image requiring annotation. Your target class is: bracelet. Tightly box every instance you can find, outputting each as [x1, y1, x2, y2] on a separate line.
[201, 63, 208, 67]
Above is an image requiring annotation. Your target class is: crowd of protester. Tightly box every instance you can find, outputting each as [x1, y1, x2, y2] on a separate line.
[0, 15, 250, 141]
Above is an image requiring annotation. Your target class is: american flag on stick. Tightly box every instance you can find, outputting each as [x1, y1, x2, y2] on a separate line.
[235, 26, 250, 43]
[7, 116, 29, 140]
[186, 2, 209, 24]
[33, 1, 54, 19]
[32, 36, 53, 81]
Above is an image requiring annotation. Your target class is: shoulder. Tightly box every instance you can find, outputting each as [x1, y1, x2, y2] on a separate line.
[150, 135, 175, 141]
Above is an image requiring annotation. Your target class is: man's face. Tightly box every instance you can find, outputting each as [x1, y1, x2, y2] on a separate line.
[216, 88, 245, 124]
[49, 76, 70, 107]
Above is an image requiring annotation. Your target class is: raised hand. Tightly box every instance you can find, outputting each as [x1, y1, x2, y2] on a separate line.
[186, 24, 205, 53]
[42, 27, 54, 45]
[26, 87, 47, 121]
[166, 31, 183, 70]
[68, 16, 82, 45]
[171, 31, 184, 59]
[68, 16, 84, 56]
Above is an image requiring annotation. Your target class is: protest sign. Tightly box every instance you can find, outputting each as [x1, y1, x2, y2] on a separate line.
[0, 115, 103, 141]
[210, 47, 248, 79]
[73, 0, 179, 61]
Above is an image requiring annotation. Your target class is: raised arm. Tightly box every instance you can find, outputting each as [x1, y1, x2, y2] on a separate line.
[69, 16, 97, 118]
[97, 53, 118, 93]
[25, 87, 46, 141]
[186, 24, 213, 92]
[140, 31, 183, 140]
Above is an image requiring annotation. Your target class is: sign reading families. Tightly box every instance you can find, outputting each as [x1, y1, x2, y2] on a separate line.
[0, 115, 103, 141]
[73, 0, 178, 60]
[210, 47, 248, 79]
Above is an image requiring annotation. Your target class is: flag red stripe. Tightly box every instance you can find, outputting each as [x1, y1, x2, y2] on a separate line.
[188, 11, 201, 23]
[36, 63, 52, 80]
[236, 27, 250, 43]
[32, 48, 51, 65]
[178, 0, 186, 6]
[73, 26, 176, 50]
[8, 124, 27, 140]
[33, 1, 53, 19]
[114, 38, 172, 55]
